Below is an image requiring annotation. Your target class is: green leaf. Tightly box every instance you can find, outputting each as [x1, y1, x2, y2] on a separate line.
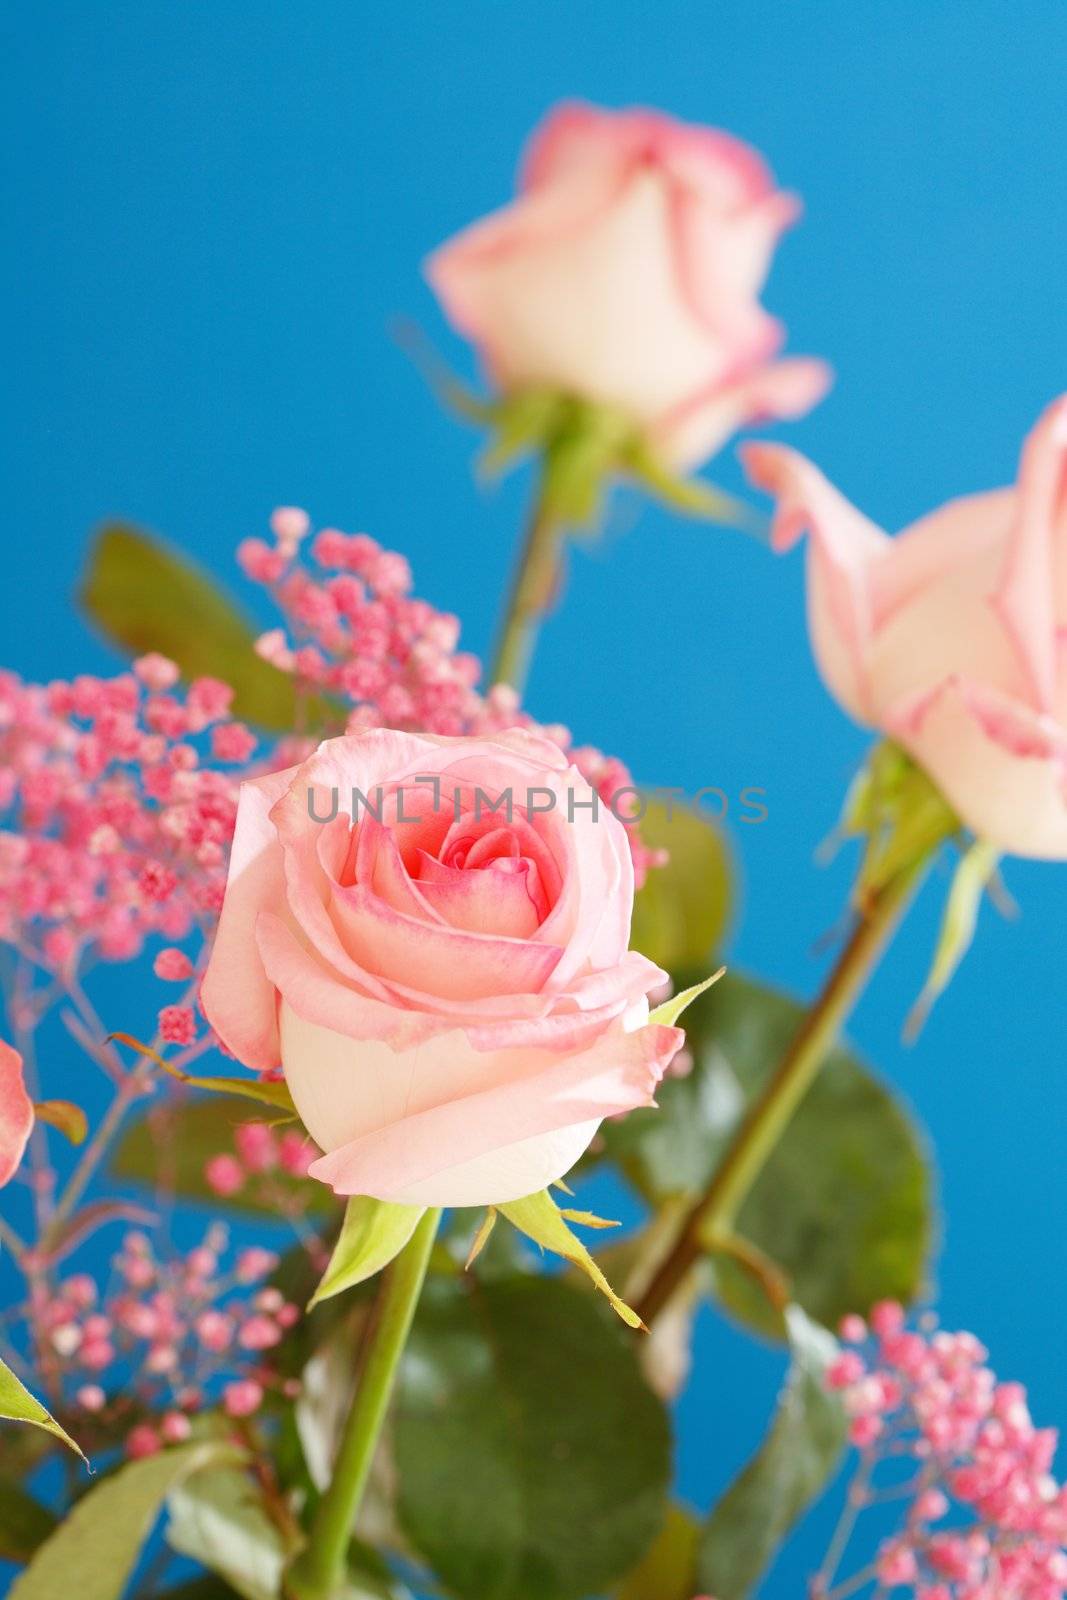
[697, 1307, 846, 1600]
[165, 1461, 294, 1600]
[309, 1196, 426, 1309]
[395, 1273, 671, 1600]
[630, 797, 732, 974]
[0, 1476, 58, 1564]
[79, 523, 307, 730]
[614, 1502, 700, 1600]
[9, 1440, 236, 1600]
[110, 1098, 327, 1215]
[598, 973, 934, 1338]
[498, 1190, 643, 1328]
[0, 1354, 85, 1461]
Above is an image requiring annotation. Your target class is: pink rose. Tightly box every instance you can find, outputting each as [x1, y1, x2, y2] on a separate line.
[0, 1039, 34, 1188]
[201, 728, 682, 1205]
[426, 100, 830, 470]
[743, 396, 1067, 858]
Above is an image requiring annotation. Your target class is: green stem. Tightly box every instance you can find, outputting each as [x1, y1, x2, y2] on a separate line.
[490, 477, 563, 694]
[634, 860, 928, 1326]
[285, 1209, 441, 1600]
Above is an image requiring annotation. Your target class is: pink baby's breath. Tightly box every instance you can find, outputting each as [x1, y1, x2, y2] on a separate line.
[240, 509, 664, 886]
[0, 662, 252, 983]
[816, 1303, 1067, 1600]
[9, 1224, 298, 1461]
[158, 1004, 197, 1046]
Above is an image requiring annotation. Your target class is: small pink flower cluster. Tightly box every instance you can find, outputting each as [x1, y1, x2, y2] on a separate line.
[22, 1225, 298, 1458]
[820, 1302, 1067, 1600]
[204, 1119, 317, 1203]
[0, 656, 257, 973]
[240, 509, 664, 885]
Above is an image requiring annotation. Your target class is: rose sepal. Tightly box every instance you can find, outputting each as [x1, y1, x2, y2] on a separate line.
[497, 1187, 643, 1329]
[422, 364, 752, 536]
[307, 1196, 429, 1309]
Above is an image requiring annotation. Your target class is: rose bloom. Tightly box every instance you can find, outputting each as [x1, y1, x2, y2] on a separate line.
[426, 100, 830, 471]
[0, 1039, 33, 1188]
[201, 729, 682, 1206]
[744, 395, 1067, 858]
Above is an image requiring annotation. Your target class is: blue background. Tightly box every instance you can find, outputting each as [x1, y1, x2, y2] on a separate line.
[4, 2, 1066, 1593]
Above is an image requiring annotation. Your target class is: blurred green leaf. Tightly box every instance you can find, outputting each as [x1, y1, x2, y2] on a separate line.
[165, 1461, 294, 1600]
[295, 1312, 363, 1495]
[614, 1502, 700, 1600]
[697, 1307, 846, 1600]
[0, 1356, 85, 1461]
[598, 973, 934, 1337]
[79, 523, 305, 730]
[9, 1441, 236, 1600]
[0, 1476, 57, 1563]
[630, 798, 732, 975]
[110, 1097, 327, 1216]
[394, 1273, 670, 1600]
[155, 1579, 244, 1600]
[0, 1422, 57, 1480]
[309, 1197, 426, 1309]
[32, 1100, 88, 1146]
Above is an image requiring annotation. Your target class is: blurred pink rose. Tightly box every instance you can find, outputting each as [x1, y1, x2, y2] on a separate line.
[743, 396, 1067, 858]
[0, 1039, 33, 1188]
[201, 728, 682, 1206]
[427, 100, 830, 470]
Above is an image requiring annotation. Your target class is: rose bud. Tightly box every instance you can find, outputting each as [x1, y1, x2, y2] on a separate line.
[743, 395, 1067, 857]
[427, 100, 830, 473]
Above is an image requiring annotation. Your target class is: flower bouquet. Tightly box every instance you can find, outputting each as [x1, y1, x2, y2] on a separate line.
[3, 102, 1065, 1600]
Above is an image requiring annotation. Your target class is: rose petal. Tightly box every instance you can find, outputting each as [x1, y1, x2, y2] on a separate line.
[742, 440, 890, 721]
[0, 1040, 34, 1189]
[289, 1002, 682, 1206]
[887, 675, 1067, 857]
[993, 395, 1067, 712]
[658, 356, 832, 471]
[325, 884, 563, 1000]
[414, 858, 543, 939]
[200, 764, 298, 1070]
